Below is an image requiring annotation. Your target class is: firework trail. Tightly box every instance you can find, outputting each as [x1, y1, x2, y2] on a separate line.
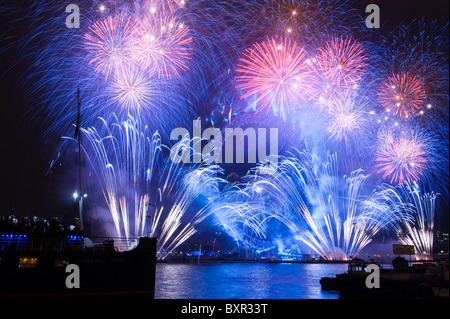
[266, 150, 380, 260]
[2, 0, 447, 257]
[209, 174, 290, 248]
[371, 182, 438, 260]
[210, 150, 402, 260]
[375, 22, 449, 188]
[83, 13, 136, 81]
[65, 116, 224, 258]
[184, 0, 366, 121]
[397, 183, 438, 260]
[234, 36, 368, 118]
[377, 21, 449, 197]
[316, 37, 368, 87]
[107, 68, 154, 111]
[67, 116, 162, 242]
[324, 91, 371, 146]
[147, 157, 225, 259]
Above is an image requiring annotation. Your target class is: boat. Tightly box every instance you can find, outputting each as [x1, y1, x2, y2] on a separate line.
[320, 257, 448, 299]
[0, 233, 157, 298]
[1, 87, 158, 298]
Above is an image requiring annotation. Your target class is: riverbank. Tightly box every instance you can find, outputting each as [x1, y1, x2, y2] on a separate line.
[162, 255, 351, 264]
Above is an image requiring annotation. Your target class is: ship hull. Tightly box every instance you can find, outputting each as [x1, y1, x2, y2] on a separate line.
[0, 237, 156, 298]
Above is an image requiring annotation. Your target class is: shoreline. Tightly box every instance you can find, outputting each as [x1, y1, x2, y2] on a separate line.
[159, 258, 351, 264]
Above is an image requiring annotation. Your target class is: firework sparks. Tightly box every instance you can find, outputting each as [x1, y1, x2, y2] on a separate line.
[327, 109, 362, 141]
[70, 116, 223, 258]
[267, 151, 381, 260]
[311, 37, 367, 105]
[374, 182, 438, 260]
[236, 36, 313, 118]
[132, 3, 193, 79]
[375, 131, 428, 184]
[210, 150, 399, 260]
[108, 68, 153, 110]
[378, 73, 427, 118]
[84, 14, 136, 80]
[16, 0, 195, 141]
[398, 184, 437, 260]
[325, 93, 369, 142]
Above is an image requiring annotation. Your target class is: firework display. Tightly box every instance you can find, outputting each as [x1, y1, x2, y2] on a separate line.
[378, 73, 427, 118]
[3, 0, 448, 261]
[236, 36, 313, 118]
[16, 0, 195, 139]
[375, 129, 429, 184]
[311, 37, 368, 106]
[394, 183, 438, 260]
[211, 151, 407, 260]
[71, 116, 223, 258]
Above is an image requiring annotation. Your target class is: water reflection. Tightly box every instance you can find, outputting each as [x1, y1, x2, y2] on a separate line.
[155, 263, 347, 299]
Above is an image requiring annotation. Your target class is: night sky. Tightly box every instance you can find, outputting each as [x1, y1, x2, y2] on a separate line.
[0, 0, 448, 231]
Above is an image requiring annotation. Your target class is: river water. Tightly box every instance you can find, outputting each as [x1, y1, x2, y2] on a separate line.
[155, 262, 348, 299]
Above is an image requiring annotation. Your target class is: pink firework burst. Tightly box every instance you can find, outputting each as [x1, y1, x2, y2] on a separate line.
[84, 14, 136, 80]
[109, 68, 153, 111]
[327, 108, 365, 141]
[167, 0, 186, 11]
[236, 37, 314, 118]
[325, 92, 368, 141]
[378, 73, 427, 118]
[311, 37, 367, 103]
[375, 132, 428, 184]
[132, 6, 193, 79]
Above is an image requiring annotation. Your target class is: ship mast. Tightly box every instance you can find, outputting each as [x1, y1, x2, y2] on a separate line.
[76, 88, 84, 232]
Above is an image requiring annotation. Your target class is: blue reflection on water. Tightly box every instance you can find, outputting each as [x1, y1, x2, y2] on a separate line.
[155, 263, 348, 299]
